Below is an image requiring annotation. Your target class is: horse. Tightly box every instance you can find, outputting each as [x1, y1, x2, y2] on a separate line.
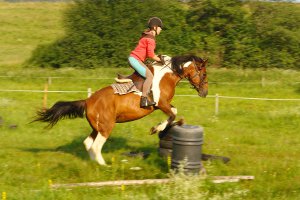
[33, 55, 208, 165]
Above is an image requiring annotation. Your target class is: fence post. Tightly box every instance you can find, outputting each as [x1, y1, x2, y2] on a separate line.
[261, 73, 265, 87]
[43, 84, 48, 110]
[48, 77, 52, 85]
[87, 88, 92, 98]
[215, 93, 219, 116]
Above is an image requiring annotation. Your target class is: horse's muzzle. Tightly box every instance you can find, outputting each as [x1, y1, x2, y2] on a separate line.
[198, 90, 208, 98]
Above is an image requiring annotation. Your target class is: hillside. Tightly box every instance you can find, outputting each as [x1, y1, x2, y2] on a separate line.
[0, 2, 67, 68]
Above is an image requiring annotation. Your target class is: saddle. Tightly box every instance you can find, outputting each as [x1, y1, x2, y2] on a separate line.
[112, 62, 158, 100]
[112, 69, 157, 105]
[111, 71, 145, 95]
[115, 71, 145, 91]
[115, 61, 158, 89]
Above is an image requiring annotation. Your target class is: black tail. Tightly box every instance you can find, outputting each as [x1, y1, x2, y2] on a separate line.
[33, 100, 86, 128]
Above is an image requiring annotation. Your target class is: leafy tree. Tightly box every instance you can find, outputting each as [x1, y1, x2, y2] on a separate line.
[249, 2, 300, 68]
[187, 0, 258, 67]
[28, 0, 192, 68]
[27, 0, 300, 69]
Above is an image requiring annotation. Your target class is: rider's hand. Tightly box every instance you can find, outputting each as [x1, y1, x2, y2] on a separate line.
[158, 55, 165, 65]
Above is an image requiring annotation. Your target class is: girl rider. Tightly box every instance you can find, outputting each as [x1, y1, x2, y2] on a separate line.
[128, 17, 164, 108]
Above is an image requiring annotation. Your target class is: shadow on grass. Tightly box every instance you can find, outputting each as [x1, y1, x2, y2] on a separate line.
[21, 136, 131, 161]
[21, 136, 167, 170]
[103, 136, 131, 153]
[136, 146, 169, 172]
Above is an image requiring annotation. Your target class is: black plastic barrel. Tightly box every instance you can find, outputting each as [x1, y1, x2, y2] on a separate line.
[158, 131, 173, 158]
[170, 125, 203, 174]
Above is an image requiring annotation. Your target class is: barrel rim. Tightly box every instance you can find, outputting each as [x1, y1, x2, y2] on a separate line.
[172, 135, 204, 142]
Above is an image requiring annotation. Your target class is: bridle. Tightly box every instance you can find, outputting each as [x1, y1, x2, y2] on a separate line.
[157, 58, 207, 91]
[184, 61, 207, 91]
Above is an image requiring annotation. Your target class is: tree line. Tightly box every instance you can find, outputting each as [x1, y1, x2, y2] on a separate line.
[27, 0, 300, 69]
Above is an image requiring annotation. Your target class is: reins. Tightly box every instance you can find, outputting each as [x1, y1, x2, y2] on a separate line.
[162, 60, 184, 79]
[152, 57, 207, 90]
[170, 60, 204, 84]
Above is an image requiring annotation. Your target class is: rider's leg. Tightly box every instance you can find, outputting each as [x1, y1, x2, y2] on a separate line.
[140, 68, 156, 107]
[128, 56, 156, 107]
[142, 68, 153, 96]
[128, 56, 147, 77]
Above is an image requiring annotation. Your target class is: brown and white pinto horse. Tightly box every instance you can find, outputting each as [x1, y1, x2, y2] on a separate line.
[34, 55, 208, 165]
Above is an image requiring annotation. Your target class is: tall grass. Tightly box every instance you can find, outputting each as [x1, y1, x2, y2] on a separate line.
[0, 2, 300, 200]
[0, 2, 66, 67]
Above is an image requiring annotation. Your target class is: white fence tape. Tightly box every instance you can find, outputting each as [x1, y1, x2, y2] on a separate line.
[0, 89, 87, 93]
[176, 94, 300, 101]
[1, 75, 299, 85]
[176, 94, 300, 115]
[0, 76, 112, 80]
[1, 89, 300, 115]
[1, 89, 300, 100]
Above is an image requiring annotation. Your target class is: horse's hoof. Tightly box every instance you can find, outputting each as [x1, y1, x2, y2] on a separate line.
[150, 127, 157, 134]
[176, 118, 185, 126]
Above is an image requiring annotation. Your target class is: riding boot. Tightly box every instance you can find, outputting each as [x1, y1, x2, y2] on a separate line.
[140, 96, 156, 108]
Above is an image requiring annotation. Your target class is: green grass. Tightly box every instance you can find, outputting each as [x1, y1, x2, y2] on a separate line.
[0, 2, 300, 200]
[0, 2, 66, 67]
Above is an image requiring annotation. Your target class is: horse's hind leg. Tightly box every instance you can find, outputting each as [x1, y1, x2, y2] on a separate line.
[83, 130, 97, 151]
[84, 124, 114, 165]
[89, 132, 107, 165]
[83, 129, 107, 165]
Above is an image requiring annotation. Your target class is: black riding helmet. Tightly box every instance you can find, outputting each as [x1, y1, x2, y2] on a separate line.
[148, 17, 163, 29]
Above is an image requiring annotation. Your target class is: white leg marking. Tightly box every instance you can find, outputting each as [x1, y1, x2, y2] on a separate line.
[83, 136, 93, 151]
[171, 107, 177, 115]
[88, 132, 107, 165]
[155, 120, 168, 132]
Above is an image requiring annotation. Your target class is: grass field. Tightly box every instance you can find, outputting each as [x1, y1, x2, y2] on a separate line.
[0, 2, 300, 200]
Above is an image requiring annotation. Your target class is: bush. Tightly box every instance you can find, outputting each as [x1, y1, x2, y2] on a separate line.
[28, 0, 193, 68]
[27, 0, 300, 69]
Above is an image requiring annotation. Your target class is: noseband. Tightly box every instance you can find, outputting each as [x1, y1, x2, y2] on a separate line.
[186, 62, 207, 91]
[164, 58, 207, 90]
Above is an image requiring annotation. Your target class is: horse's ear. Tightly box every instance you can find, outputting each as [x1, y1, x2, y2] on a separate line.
[201, 59, 208, 68]
[192, 58, 196, 66]
[179, 64, 183, 74]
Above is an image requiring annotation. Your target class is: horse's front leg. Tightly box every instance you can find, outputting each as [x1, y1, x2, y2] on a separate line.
[151, 104, 178, 134]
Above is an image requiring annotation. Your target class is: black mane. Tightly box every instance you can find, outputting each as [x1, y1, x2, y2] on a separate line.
[171, 55, 204, 75]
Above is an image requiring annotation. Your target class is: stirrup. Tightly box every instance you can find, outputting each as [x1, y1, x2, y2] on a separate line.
[140, 96, 156, 108]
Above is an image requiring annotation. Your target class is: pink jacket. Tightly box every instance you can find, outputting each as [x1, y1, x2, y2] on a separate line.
[130, 34, 156, 62]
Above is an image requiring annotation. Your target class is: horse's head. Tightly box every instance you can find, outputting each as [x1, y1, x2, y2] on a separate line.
[171, 55, 208, 97]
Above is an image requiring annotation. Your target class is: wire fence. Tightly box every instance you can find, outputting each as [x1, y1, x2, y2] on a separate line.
[1, 89, 300, 100]
[1, 75, 299, 85]
[1, 88, 300, 115]
[1, 75, 300, 115]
